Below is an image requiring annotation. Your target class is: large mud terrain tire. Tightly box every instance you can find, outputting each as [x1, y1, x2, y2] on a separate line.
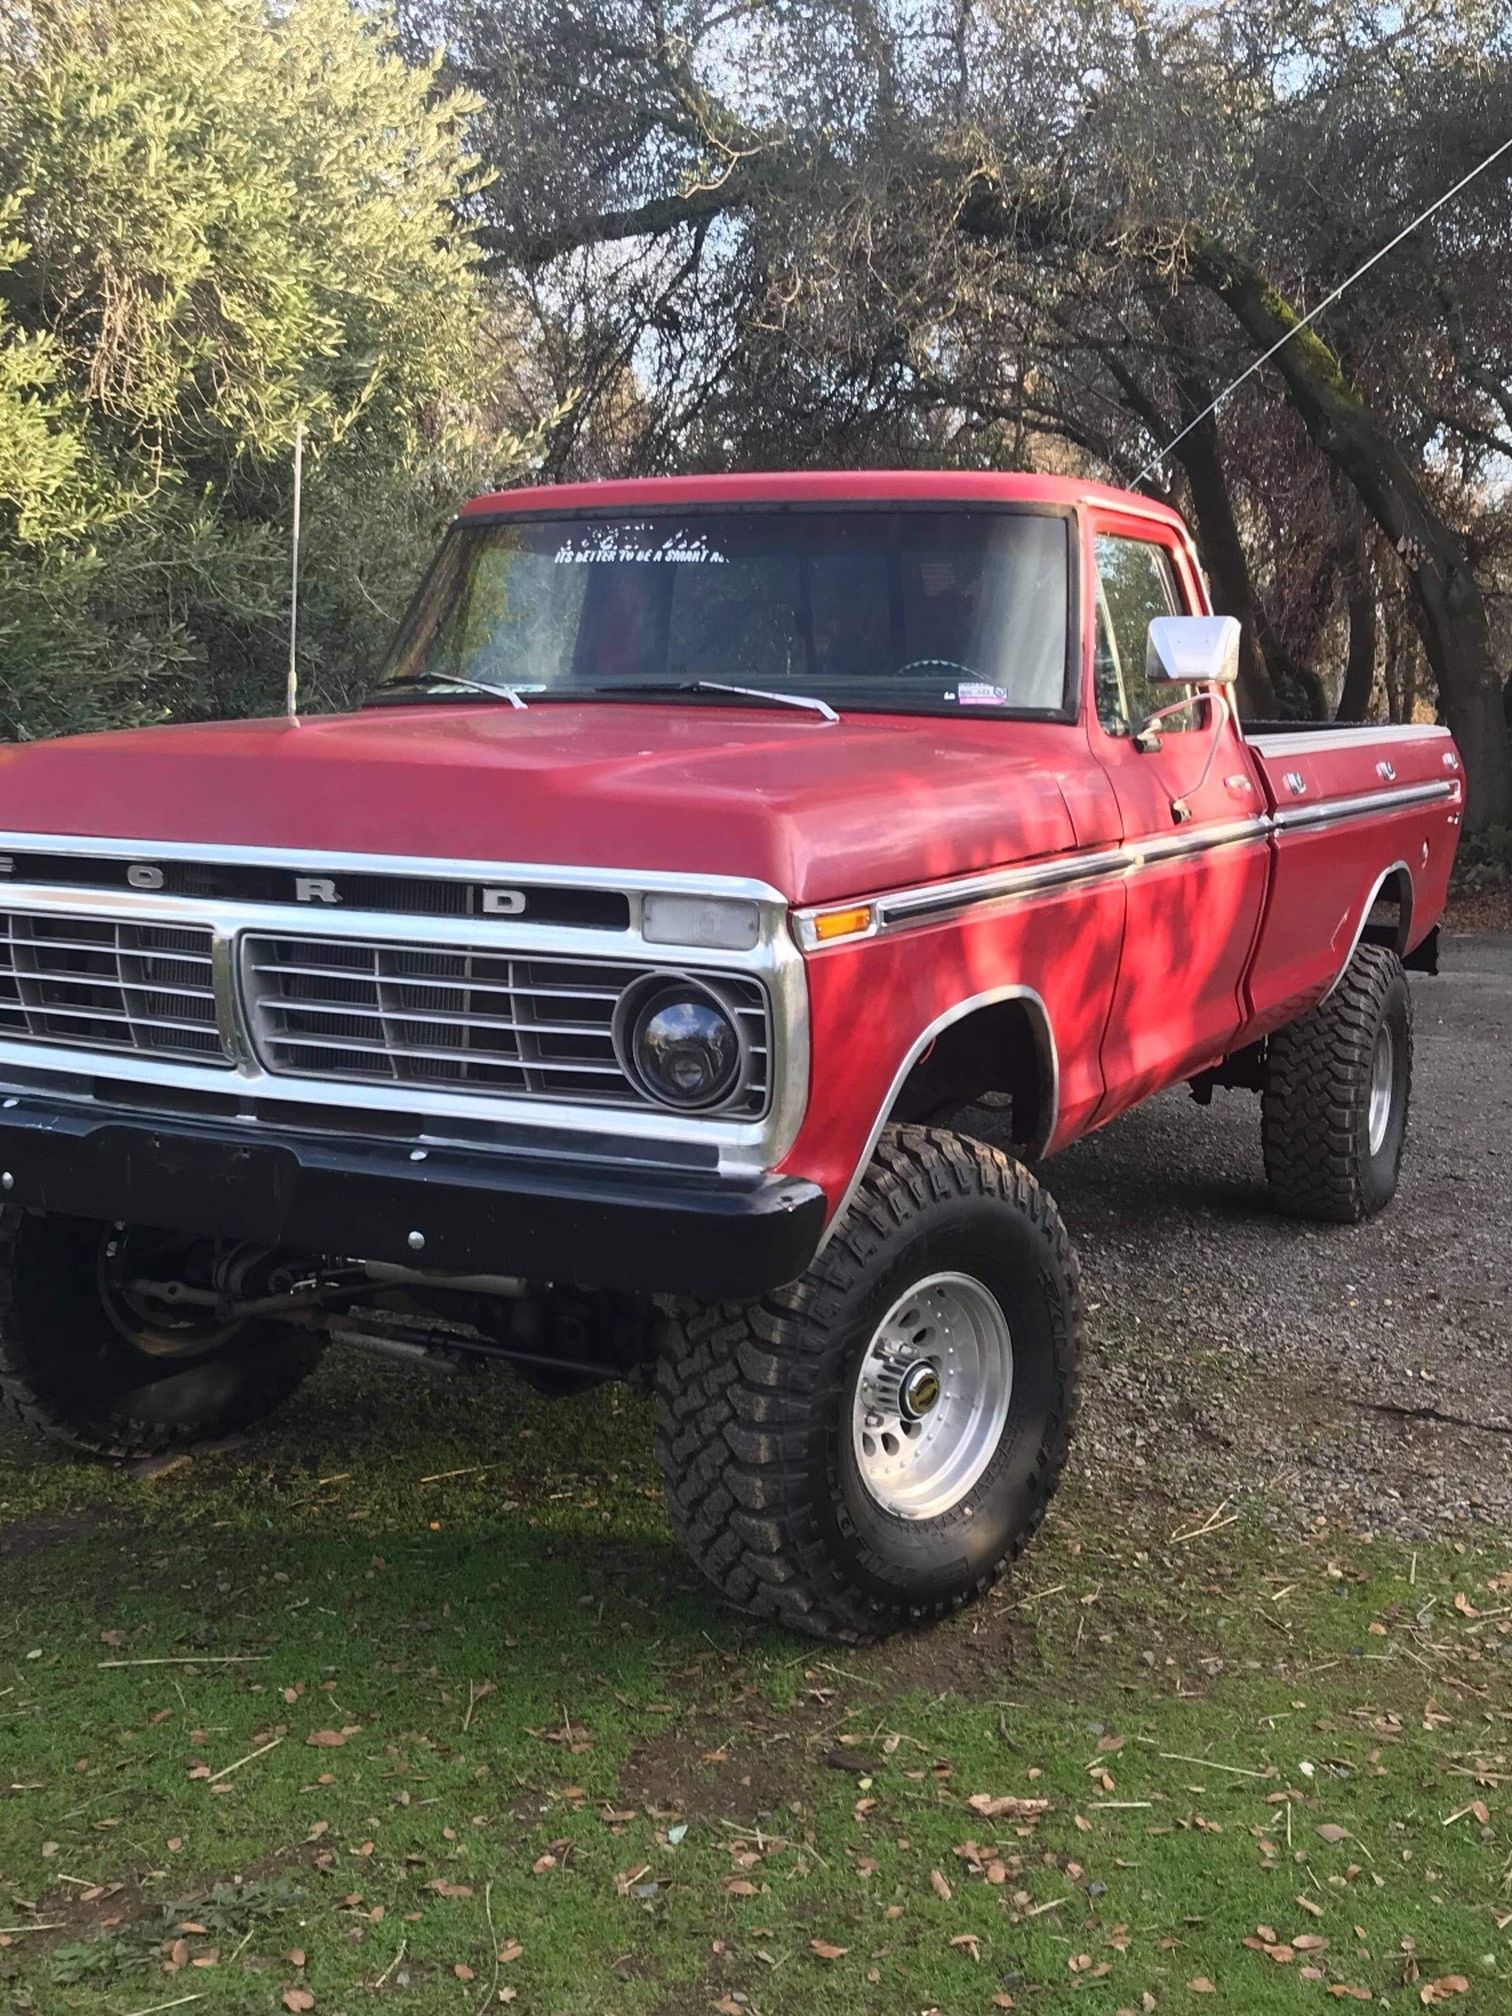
[0, 1210, 324, 1459]
[655, 1126, 1082, 1643]
[1262, 942, 1412, 1224]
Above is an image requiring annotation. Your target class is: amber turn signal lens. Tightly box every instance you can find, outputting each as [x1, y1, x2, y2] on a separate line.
[811, 904, 874, 943]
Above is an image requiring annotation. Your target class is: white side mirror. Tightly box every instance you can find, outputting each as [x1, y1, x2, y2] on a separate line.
[1146, 614, 1241, 687]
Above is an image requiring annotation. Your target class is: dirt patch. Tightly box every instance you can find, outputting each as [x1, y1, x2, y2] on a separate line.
[0, 1509, 106, 1562]
[624, 1702, 821, 1824]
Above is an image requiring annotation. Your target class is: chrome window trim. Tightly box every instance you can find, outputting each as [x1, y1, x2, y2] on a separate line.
[0, 861, 810, 1178]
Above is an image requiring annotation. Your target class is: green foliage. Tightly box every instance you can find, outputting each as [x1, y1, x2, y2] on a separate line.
[1454, 823, 1512, 890]
[0, 0, 536, 738]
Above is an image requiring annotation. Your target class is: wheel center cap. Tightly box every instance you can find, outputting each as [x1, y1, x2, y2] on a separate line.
[900, 1361, 942, 1420]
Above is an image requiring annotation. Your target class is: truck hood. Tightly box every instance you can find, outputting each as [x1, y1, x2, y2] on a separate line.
[0, 702, 1078, 907]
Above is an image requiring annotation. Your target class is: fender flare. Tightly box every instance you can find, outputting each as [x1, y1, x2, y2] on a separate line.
[1318, 859, 1414, 1004]
[818, 984, 1060, 1247]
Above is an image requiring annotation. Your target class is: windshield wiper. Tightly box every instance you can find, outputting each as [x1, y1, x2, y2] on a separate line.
[385, 675, 534, 709]
[590, 679, 839, 723]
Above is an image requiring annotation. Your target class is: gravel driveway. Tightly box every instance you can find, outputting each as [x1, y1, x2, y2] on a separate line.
[0, 935, 1503, 1548]
[979, 931, 1511, 1540]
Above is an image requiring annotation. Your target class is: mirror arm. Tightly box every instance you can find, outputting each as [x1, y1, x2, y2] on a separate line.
[1169, 688, 1233, 824]
[1132, 694, 1203, 753]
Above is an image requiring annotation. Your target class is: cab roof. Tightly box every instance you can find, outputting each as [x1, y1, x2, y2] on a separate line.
[459, 469, 1186, 531]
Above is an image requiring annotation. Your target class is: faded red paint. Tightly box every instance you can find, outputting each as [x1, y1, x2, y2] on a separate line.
[0, 469, 1462, 1221]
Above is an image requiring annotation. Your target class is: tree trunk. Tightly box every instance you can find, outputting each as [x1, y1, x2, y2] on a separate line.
[1189, 236, 1512, 829]
[1168, 406, 1278, 718]
[1336, 527, 1377, 723]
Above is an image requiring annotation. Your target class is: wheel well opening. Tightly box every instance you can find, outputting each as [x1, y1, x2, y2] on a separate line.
[1360, 866, 1414, 955]
[888, 997, 1054, 1155]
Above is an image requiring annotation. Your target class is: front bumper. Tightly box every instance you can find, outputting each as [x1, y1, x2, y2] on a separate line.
[0, 1099, 826, 1300]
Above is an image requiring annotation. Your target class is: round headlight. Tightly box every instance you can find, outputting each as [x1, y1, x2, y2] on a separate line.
[615, 978, 743, 1111]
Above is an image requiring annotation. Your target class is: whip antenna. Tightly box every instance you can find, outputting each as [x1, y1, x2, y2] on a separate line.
[1136, 130, 1512, 483]
[286, 420, 304, 722]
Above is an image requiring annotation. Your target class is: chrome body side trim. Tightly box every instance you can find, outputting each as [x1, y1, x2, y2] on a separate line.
[815, 985, 1060, 1251]
[1270, 779, 1454, 831]
[798, 818, 1271, 944]
[872, 846, 1128, 930]
[796, 781, 1455, 947]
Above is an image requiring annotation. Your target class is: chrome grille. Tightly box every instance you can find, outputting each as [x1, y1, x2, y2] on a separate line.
[240, 933, 771, 1114]
[0, 914, 226, 1065]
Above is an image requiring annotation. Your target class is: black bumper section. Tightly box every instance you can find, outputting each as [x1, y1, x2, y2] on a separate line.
[0, 1100, 827, 1301]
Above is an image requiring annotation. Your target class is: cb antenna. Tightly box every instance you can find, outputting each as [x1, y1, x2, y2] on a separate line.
[1136, 130, 1512, 483]
[285, 420, 304, 722]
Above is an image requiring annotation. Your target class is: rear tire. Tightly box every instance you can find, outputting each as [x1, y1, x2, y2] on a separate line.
[0, 1211, 324, 1459]
[1261, 943, 1412, 1224]
[654, 1126, 1082, 1643]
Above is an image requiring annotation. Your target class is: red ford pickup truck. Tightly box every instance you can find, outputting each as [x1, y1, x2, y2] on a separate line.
[0, 472, 1463, 1640]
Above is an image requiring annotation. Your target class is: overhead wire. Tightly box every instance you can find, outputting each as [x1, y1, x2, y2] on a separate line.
[1136, 129, 1512, 482]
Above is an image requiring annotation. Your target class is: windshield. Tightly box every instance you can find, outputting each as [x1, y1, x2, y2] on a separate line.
[378, 507, 1072, 716]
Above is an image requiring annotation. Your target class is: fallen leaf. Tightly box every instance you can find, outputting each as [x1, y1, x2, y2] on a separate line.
[1294, 1894, 1325, 1918]
[1188, 1978, 1216, 1994]
[496, 1940, 523, 1963]
[454, 1963, 475, 1981]
[967, 1794, 1052, 1820]
[286, 1948, 306, 1968]
[282, 1992, 315, 2014]
[1420, 1979, 1470, 2006]
[930, 1868, 952, 1901]
[810, 1938, 848, 1960]
[1242, 1938, 1294, 1964]
[951, 1932, 980, 1960]
[1329, 1990, 1372, 2003]
[305, 1728, 360, 1749]
[1317, 1824, 1352, 1845]
[426, 1880, 474, 1899]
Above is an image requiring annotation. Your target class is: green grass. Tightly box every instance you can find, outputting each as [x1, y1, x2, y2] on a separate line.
[2, 1354, 1509, 2014]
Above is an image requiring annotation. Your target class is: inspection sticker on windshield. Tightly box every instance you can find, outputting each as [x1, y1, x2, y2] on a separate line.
[956, 681, 1010, 707]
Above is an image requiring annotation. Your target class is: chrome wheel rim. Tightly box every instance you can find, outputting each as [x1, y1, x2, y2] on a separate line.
[851, 1271, 1013, 1520]
[1367, 1022, 1395, 1157]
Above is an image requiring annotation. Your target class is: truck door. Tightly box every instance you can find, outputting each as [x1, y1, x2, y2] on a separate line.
[1085, 515, 1269, 1122]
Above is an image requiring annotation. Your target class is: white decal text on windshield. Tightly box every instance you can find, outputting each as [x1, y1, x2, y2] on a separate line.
[553, 524, 727, 567]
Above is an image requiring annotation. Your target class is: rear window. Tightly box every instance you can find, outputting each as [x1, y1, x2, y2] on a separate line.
[380, 508, 1072, 717]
